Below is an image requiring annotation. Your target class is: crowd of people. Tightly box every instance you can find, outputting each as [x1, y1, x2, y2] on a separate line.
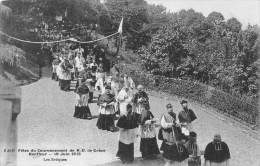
[51, 45, 231, 166]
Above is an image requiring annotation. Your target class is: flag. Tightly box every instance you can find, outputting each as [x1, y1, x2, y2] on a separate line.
[118, 17, 123, 34]
[65, 8, 68, 17]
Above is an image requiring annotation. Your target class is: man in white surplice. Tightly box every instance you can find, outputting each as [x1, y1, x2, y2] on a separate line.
[95, 74, 106, 97]
[75, 52, 85, 73]
[123, 74, 135, 90]
[117, 83, 133, 116]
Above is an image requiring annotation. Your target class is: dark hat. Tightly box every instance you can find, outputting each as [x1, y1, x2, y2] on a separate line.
[166, 103, 172, 108]
[76, 84, 89, 94]
[127, 104, 132, 110]
[105, 85, 111, 90]
[190, 131, 197, 138]
[214, 134, 221, 141]
[180, 100, 188, 104]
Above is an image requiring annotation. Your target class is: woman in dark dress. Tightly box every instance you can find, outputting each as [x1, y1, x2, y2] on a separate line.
[116, 104, 139, 164]
[73, 84, 92, 119]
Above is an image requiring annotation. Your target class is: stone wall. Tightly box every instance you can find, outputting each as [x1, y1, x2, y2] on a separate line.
[0, 78, 20, 166]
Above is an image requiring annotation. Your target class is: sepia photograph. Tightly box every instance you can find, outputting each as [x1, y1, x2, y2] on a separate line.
[0, 0, 259, 166]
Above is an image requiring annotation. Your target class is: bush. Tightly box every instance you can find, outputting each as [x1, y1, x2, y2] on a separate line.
[208, 89, 258, 124]
[120, 63, 258, 125]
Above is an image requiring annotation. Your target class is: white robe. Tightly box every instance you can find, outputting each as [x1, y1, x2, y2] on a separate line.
[111, 81, 120, 96]
[56, 64, 71, 80]
[99, 102, 115, 115]
[117, 88, 133, 116]
[95, 78, 106, 94]
[96, 72, 105, 80]
[75, 56, 85, 72]
[111, 81, 120, 112]
[124, 77, 135, 90]
[56, 64, 62, 79]
[52, 64, 58, 73]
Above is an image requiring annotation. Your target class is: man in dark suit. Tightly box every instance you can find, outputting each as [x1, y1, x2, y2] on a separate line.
[178, 100, 197, 133]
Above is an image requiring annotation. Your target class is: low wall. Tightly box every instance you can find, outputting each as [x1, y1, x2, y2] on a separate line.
[0, 84, 20, 166]
[0, 100, 12, 166]
[120, 64, 258, 126]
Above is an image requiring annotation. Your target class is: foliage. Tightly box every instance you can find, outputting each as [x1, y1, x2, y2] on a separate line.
[104, 0, 148, 50]
[104, 0, 169, 50]
[0, 44, 24, 66]
[0, 3, 11, 24]
[1, 0, 259, 99]
[1, 0, 107, 67]
[120, 63, 258, 125]
[138, 9, 259, 98]
[0, 3, 25, 68]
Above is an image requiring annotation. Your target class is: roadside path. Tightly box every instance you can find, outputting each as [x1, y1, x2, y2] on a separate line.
[15, 77, 260, 166]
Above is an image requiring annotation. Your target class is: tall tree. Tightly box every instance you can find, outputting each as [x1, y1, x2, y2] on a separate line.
[226, 17, 242, 33]
[207, 11, 225, 25]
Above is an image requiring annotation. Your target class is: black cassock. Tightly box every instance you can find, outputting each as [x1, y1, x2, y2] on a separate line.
[204, 141, 230, 163]
[116, 112, 139, 129]
[133, 91, 150, 111]
[178, 108, 197, 123]
[133, 91, 149, 104]
[116, 113, 139, 163]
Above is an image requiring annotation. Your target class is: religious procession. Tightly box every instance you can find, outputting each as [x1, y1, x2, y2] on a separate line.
[2, 0, 259, 166]
[52, 44, 231, 166]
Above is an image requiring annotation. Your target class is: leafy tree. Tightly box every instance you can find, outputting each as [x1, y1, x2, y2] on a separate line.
[207, 11, 225, 25]
[0, 3, 24, 76]
[226, 17, 242, 33]
[138, 8, 259, 98]
[105, 0, 150, 50]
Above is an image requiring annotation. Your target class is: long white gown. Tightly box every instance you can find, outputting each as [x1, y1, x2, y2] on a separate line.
[95, 77, 106, 95]
[75, 56, 85, 72]
[111, 81, 120, 112]
[117, 88, 133, 116]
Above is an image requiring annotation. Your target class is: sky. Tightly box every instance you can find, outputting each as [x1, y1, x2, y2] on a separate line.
[1, 0, 259, 28]
[146, 0, 260, 29]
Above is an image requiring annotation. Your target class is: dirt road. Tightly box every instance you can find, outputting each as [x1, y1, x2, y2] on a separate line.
[13, 77, 260, 166]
